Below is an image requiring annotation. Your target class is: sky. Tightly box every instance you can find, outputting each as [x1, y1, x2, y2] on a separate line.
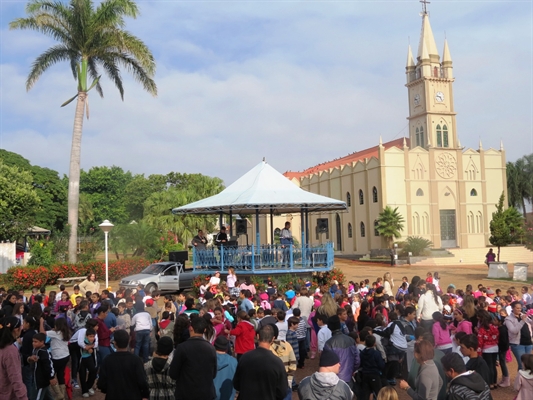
[0, 0, 532, 186]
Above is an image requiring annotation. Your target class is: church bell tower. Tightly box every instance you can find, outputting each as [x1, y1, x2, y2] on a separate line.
[406, 5, 458, 150]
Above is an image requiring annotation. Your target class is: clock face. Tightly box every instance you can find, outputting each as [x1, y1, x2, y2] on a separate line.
[435, 91, 444, 102]
[414, 94, 420, 106]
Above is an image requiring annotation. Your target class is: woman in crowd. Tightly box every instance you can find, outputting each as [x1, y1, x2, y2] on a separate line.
[79, 273, 100, 296]
[0, 316, 26, 399]
[399, 340, 442, 399]
[40, 316, 71, 399]
[416, 284, 443, 331]
[383, 272, 394, 297]
[505, 301, 533, 370]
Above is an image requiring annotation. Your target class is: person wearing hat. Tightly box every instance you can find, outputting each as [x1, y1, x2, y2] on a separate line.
[144, 336, 176, 400]
[297, 350, 353, 400]
[213, 336, 237, 400]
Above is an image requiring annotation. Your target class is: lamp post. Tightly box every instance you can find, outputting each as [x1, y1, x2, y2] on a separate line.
[99, 220, 114, 289]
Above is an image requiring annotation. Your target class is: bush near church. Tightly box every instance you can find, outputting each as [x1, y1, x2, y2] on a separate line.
[3, 258, 153, 290]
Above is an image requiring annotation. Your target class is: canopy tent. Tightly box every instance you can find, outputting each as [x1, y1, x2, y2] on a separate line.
[172, 161, 346, 215]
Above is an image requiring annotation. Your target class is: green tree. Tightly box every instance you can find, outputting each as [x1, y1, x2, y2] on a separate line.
[504, 206, 525, 244]
[124, 174, 167, 221]
[376, 206, 405, 248]
[489, 192, 512, 261]
[0, 163, 41, 241]
[507, 157, 532, 213]
[10, 0, 157, 263]
[0, 150, 67, 232]
[80, 166, 133, 226]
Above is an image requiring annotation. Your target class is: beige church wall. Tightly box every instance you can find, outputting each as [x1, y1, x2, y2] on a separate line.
[463, 182, 483, 203]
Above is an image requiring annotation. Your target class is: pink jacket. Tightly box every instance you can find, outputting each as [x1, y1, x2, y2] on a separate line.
[432, 323, 452, 347]
[0, 344, 28, 399]
[514, 370, 533, 400]
[454, 320, 472, 335]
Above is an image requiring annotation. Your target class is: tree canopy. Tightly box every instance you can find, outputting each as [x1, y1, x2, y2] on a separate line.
[376, 206, 405, 248]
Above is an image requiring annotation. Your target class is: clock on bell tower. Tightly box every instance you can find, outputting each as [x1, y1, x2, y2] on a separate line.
[405, 9, 458, 150]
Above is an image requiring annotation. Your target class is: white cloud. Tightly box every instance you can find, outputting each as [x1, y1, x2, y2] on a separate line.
[1, 1, 532, 186]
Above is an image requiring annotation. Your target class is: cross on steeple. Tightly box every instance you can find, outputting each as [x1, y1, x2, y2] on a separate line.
[420, 0, 430, 14]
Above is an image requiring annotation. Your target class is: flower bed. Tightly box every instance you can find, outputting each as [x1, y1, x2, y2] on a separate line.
[3, 258, 153, 290]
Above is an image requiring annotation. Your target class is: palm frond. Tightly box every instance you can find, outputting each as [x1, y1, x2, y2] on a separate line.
[26, 45, 77, 90]
[87, 57, 104, 97]
[111, 52, 157, 96]
[96, 56, 124, 99]
[93, 0, 140, 29]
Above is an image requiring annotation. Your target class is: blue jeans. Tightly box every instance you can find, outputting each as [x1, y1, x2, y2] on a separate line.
[510, 344, 533, 370]
[135, 330, 151, 362]
[22, 364, 37, 400]
[98, 346, 112, 364]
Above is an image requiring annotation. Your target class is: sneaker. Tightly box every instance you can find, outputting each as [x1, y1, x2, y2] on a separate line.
[82, 394, 89, 398]
[72, 381, 80, 389]
[88, 388, 95, 395]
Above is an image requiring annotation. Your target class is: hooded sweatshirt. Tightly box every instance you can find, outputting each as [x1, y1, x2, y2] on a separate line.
[270, 340, 297, 385]
[230, 320, 256, 354]
[297, 372, 353, 400]
[144, 357, 175, 400]
[213, 353, 237, 400]
[447, 371, 491, 400]
[514, 369, 533, 400]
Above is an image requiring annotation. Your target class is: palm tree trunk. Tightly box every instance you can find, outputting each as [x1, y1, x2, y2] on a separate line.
[67, 92, 87, 263]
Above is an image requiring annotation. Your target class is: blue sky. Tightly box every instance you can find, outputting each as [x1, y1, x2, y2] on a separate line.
[0, 0, 531, 185]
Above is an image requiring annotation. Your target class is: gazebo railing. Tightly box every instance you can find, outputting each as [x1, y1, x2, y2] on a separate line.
[192, 242, 334, 273]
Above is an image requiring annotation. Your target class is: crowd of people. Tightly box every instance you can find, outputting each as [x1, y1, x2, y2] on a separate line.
[1, 269, 533, 400]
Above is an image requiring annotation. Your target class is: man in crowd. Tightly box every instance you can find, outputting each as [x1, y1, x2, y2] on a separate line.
[233, 325, 288, 400]
[440, 352, 491, 400]
[169, 316, 217, 400]
[298, 350, 353, 400]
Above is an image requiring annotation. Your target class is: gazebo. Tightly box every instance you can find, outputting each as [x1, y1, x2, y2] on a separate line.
[172, 161, 346, 273]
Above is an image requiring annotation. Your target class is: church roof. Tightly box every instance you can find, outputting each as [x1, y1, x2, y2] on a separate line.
[284, 137, 408, 180]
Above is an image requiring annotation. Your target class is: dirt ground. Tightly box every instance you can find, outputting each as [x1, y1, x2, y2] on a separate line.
[70, 259, 523, 400]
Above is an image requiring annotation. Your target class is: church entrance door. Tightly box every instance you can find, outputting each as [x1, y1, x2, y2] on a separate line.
[440, 210, 457, 248]
[335, 214, 342, 251]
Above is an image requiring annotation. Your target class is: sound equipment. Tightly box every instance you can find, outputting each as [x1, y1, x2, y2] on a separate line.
[236, 219, 247, 235]
[169, 251, 188, 262]
[317, 218, 329, 233]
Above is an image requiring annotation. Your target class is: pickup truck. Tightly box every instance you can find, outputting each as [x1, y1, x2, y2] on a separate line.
[119, 261, 195, 294]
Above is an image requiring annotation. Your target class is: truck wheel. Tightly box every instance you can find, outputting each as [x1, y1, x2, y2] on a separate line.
[145, 283, 157, 295]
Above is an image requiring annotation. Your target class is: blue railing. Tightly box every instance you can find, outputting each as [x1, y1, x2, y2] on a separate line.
[192, 242, 334, 273]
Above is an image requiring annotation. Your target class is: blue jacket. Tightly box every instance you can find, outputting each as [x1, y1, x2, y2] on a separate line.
[214, 353, 237, 400]
[324, 331, 360, 383]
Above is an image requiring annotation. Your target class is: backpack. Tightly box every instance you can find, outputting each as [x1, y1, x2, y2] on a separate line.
[260, 300, 271, 310]
[73, 310, 91, 331]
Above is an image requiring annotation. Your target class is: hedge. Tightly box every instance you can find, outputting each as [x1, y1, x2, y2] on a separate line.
[3, 258, 154, 290]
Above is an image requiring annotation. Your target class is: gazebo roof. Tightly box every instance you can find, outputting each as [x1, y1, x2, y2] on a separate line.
[172, 161, 346, 215]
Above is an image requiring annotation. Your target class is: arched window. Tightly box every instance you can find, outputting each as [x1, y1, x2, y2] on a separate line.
[419, 126, 424, 147]
[415, 127, 420, 147]
[422, 212, 429, 234]
[359, 189, 364, 205]
[348, 223, 353, 238]
[416, 188, 424, 196]
[372, 187, 378, 203]
[434, 66, 438, 77]
[346, 192, 351, 207]
[436, 124, 442, 147]
[413, 212, 420, 235]
[360, 222, 366, 237]
[374, 220, 379, 236]
[470, 189, 478, 196]
[468, 211, 474, 233]
[443, 125, 449, 147]
[477, 211, 483, 233]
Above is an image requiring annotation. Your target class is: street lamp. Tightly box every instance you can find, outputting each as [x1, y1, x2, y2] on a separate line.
[99, 220, 114, 289]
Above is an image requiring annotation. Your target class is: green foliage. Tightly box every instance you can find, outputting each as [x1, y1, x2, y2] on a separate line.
[507, 155, 533, 213]
[0, 150, 67, 232]
[402, 236, 433, 256]
[0, 162, 41, 241]
[80, 166, 133, 228]
[490, 192, 512, 261]
[109, 221, 160, 259]
[28, 239, 55, 267]
[505, 206, 525, 243]
[124, 174, 167, 221]
[376, 206, 405, 248]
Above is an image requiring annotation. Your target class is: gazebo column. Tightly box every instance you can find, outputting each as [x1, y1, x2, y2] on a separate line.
[229, 207, 233, 237]
[300, 209, 305, 249]
[219, 212, 223, 229]
[255, 207, 260, 248]
[305, 209, 309, 245]
[270, 206, 274, 245]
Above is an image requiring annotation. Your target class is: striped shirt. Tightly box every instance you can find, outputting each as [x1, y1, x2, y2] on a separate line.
[296, 318, 307, 339]
[286, 330, 300, 360]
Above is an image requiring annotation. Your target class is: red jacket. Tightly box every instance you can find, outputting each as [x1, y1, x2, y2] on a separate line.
[477, 324, 499, 353]
[230, 320, 256, 354]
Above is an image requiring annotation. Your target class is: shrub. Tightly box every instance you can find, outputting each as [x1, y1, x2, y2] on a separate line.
[4, 258, 154, 290]
[402, 236, 433, 256]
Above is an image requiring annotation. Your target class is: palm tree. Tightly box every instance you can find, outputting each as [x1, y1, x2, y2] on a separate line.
[10, 0, 157, 263]
[376, 206, 405, 248]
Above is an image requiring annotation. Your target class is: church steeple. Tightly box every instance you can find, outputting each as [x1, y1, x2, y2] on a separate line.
[406, 45, 415, 83]
[417, 13, 439, 63]
[442, 39, 453, 79]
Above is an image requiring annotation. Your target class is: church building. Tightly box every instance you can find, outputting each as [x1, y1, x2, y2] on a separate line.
[283, 10, 507, 254]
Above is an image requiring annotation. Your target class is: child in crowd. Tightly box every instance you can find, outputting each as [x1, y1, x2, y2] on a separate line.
[287, 316, 300, 363]
[28, 332, 56, 400]
[79, 328, 98, 397]
[316, 314, 331, 353]
[460, 334, 491, 388]
[514, 354, 533, 400]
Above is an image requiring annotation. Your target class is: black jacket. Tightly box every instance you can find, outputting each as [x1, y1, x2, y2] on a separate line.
[465, 357, 490, 387]
[233, 347, 288, 400]
[360, 347, 385, 375]
[169, 336, 217, 400]
[32, 347, 54, 389]
[97, 351, 149, 400]
[447, 371, 492, 400]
